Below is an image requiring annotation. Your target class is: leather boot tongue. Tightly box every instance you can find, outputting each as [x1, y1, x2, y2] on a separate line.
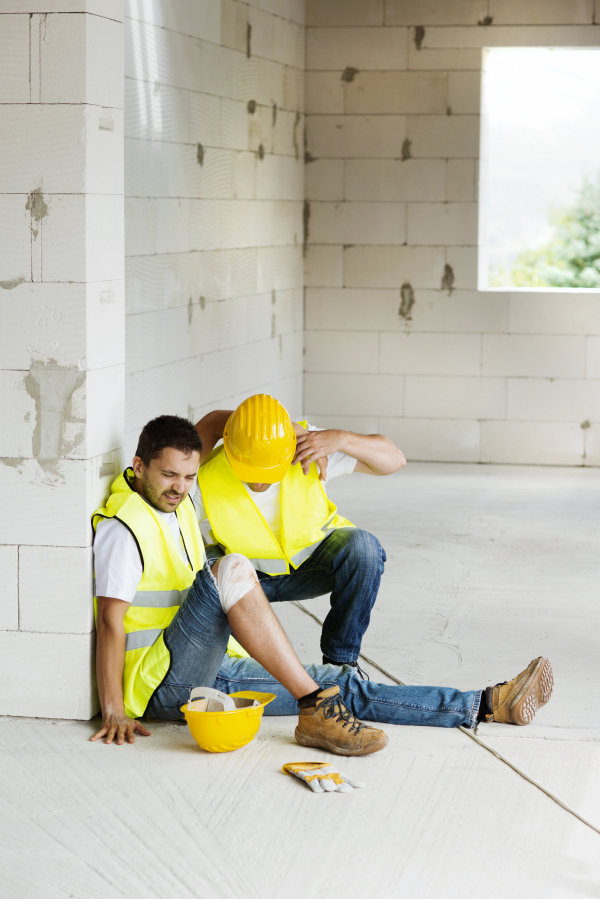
[318, 686, 340, 699]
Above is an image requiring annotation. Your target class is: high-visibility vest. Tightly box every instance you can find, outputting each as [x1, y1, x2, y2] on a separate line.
[92, 469, 206, 718]
[197, 440, 355, 576]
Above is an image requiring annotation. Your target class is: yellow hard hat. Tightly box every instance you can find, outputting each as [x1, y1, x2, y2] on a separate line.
[223, 394, 296, 483]
[181, 688, 276, 753]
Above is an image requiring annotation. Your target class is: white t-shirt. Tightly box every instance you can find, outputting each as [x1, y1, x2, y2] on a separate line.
[193, 425, 357, 545]
[93, 503, 199, 604]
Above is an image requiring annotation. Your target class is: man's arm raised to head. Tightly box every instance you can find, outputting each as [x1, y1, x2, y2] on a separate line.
[195, 410, 233, 464]
[294, 429, 406, 477]
[90, 596, 151, 745]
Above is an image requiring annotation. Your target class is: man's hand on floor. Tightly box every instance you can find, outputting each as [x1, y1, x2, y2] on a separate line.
[90, 712, 151, 745]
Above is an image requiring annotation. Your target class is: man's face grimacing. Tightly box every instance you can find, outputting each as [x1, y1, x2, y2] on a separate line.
[132, 447, 200, 513]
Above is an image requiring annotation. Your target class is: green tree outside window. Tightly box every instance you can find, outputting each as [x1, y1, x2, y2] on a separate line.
[491, 175, 600, 288]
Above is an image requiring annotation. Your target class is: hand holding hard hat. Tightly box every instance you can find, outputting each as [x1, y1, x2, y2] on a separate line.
[223, 394, 329, 482]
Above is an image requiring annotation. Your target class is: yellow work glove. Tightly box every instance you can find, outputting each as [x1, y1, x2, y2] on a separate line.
[282, 762, 366, 793]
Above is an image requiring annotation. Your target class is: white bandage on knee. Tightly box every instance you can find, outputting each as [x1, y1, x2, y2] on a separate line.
[215, 553, 260, 614]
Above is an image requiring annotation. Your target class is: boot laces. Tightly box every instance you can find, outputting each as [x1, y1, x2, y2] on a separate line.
[318, 694, 366, 735]
[353, 661, 369, 681]
[322, 656, 369, 680]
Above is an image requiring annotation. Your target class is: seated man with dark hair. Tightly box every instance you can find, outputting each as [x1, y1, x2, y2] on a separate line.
[91, 414, 554, 752]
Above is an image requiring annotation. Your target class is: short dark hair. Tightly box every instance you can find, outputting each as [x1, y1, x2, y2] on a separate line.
[135, 415, 202, 466]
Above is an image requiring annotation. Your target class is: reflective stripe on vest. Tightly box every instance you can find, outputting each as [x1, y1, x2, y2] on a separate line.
[126, 628, 163, 652]
[248, 538, 328, 574]
[248, 557, 288, 574]
[131, 587, 190, 608]
[290, 537, 327, 567]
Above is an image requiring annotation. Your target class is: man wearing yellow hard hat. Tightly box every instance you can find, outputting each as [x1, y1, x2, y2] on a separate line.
[192, 394, 396, 673]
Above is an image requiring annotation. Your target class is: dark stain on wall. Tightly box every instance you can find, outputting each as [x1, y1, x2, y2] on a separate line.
[399, 283, 415, 320]
[293, 111, 301, 160]
[441, 264, 455, 295]
[303, 200, 310, 257]
[0, 276, 26, 290]
[26, 188, 48, 239]
[341, 67, 359, 82]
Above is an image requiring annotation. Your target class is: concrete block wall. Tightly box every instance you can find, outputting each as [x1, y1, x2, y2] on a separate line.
[0, 2, 124, 718]
[124, 0, 305, 458]
[304, 0, 600, 465]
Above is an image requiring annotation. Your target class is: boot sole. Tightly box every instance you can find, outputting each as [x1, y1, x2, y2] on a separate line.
[513, 657, 554, 725]
[295, 729, 389, 757]
[539, 657, 554, 705]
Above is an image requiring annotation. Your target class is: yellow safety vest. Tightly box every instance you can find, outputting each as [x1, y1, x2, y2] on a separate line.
[198, 438, 355, 577]
[92, 469, 246, 719]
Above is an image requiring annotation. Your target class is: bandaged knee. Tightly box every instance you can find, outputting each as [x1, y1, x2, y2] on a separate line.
[214, 553, 259, 614]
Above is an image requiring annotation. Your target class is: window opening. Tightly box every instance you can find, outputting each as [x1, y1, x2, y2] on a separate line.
[479, 48, 600, 290]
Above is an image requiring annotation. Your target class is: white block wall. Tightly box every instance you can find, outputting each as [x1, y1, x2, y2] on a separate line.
[304, 0, 600, 465]
[124, 0, 305, 458]
[4, 0, 600, 722]
[0, 2, 125, 717]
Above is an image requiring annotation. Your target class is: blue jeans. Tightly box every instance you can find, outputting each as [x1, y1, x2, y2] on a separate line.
[146, 563, 481, 729]
[208, 527, 385, 664]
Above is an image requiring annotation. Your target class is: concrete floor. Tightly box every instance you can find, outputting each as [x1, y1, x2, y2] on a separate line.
[2, 463, 600, 898]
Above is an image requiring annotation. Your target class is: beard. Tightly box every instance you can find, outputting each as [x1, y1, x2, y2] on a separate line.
[140, 471, 183, 513]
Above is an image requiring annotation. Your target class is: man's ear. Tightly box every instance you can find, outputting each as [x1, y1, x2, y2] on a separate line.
[132, 456, 144, 478]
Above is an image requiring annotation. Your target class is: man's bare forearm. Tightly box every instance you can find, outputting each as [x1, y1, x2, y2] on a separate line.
[195, 410, 233, 463]
[91, 598, 152, 744]
[338, 431, 406, 476]
[294, 428, 405, 477]
[96, 615, 127, 715]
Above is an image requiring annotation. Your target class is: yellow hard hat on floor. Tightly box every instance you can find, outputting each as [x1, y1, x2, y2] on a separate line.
[223, 394, 296, 483]
[181, 687, 276, 753]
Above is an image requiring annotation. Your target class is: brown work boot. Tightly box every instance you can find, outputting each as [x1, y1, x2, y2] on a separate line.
[295, 686, 388, 756]
[486, 657, 553, 725]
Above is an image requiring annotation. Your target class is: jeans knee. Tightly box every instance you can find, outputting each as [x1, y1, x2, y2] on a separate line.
[343, 529, 385, 568]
